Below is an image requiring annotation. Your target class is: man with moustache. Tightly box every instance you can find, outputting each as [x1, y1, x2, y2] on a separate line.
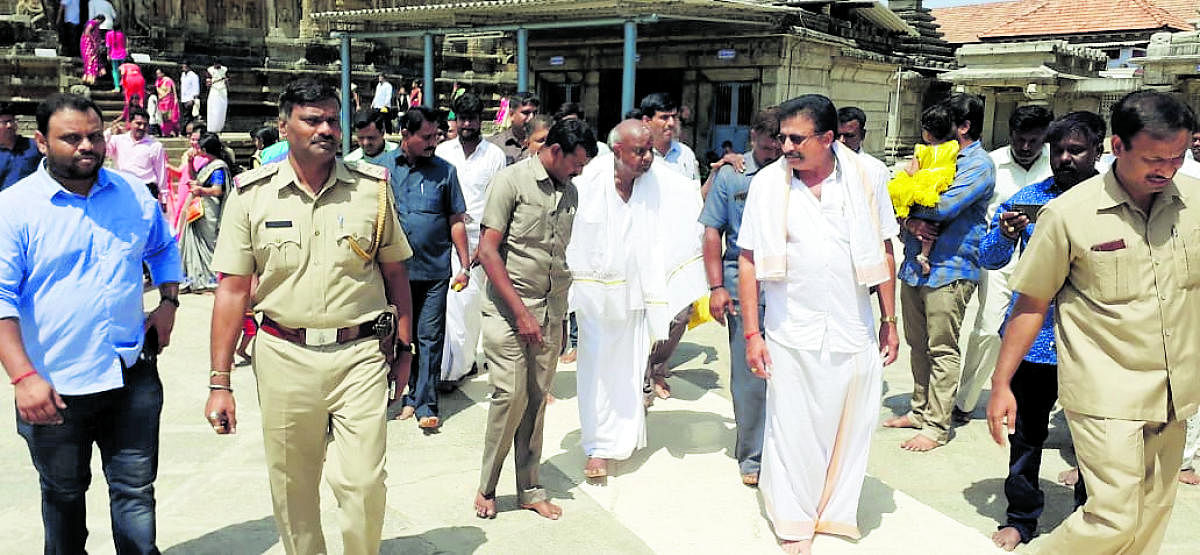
[979, 111, 1103, 550]
[474, 118, 597, 520]
[738, 95, 899, 555]
[345, 110, 398, 165]
[956, 106, 1053, 425]
[436, 93, 507, 387]
[488, 92, 541, 165]
[568, 119, 706, 479]
[0, 93, 181, 554]
[0, 102, 42, 191]
[381, 106, 469, 429]
[106, 106, 168, 201]
[206, 78, 415, 555]
[988, 91, 1200, 554]
[700, 107, 782, 487]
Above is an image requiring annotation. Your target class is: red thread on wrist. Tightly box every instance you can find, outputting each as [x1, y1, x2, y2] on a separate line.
[744, 331, 762, 340]
[11, 370, 37, 386]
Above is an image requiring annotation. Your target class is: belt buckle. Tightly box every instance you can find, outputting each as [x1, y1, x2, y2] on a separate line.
[304, 327, 338, 347]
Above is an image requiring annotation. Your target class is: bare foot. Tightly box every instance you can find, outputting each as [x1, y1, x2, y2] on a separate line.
[521, 499, 563, 520]
[474, 492, 496, 519]
[992, 526, 1022, 551]
[900, 434, 940, 452]
[1179, 469, 1200, 485]
[1057, 467, 1079, 486]
[545, 392, 556, 405]
[584, 457, 609, 479]
[780, 538, 813, 555]
[653, 378, 671, 400]
[396, 405, 416, 421]
[741, 473, 759, 487]
[883, 414, 919, 429]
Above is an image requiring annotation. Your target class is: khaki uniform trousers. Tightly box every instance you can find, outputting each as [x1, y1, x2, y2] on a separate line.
[900, 280, 976, 444]
[253, 331, 389, 555]
[478, 309, 563, 505]
[1036, 411, 1185, 554]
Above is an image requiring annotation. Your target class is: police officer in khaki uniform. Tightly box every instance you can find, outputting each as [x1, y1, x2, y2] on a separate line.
[989, 91, 1200, 554]
[473, 118, 597, 520]
[205, 78, 415, 555]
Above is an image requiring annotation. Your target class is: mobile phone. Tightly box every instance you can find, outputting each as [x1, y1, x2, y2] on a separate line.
[1009, 203, 1043, 223]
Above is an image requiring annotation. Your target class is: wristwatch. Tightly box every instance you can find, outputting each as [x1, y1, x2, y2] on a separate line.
[160, 295, 180, 308]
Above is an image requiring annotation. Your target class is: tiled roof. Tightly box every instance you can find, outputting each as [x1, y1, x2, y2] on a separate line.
[931, 0, 1197, 45]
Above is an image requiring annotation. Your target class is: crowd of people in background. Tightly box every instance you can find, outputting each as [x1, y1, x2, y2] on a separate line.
[4, 33, 1200, 552]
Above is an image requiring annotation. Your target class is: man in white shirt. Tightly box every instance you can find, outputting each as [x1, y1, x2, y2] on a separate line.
[179, 63, 200, 132]
[371, 74, 395, 134]
[89, 0, 116, 30]
[58, 0, 83, 57]
[955, 105, 1053, 424]
[837, 106, 891, 178]
[569, 119, 706, 479]
[434, 93, 507, 386]
[738, 95, 899, 554]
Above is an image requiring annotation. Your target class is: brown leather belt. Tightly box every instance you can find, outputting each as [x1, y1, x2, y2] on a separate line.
[260, 315, 376, 347]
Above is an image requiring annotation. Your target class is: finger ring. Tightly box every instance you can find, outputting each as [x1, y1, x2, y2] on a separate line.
[208, 411, 219, 420]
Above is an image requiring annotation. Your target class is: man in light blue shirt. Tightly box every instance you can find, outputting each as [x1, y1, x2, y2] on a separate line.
[0, 94, 181, 554]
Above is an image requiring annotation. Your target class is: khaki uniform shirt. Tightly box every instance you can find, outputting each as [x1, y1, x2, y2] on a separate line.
[211, 159, 413, 330]
[480, 156, 576, 324]
[486, 128, 527, 166]
[1010, 170, 1200, 422]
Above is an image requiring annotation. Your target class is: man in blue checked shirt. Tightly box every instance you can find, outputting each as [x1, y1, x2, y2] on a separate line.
[0, 94, 182, 554]
[883, 93, 996, 451]
[981, 111, 1102, 551]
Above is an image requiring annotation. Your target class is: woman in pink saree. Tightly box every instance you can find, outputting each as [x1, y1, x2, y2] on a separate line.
[155, 69, 180, 136]
[167, 128, 206, 236]
[80, 16, 106, 85]
[118, 62, 146, 121]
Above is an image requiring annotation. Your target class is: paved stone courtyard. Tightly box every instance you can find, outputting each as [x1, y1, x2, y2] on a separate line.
[0, 292, 1196, 554]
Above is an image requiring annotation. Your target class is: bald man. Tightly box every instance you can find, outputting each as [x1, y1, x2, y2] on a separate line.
[567, 120, 707, 478]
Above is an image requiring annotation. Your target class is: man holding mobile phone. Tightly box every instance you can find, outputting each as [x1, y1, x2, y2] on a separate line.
[979, 111, 1104, 550]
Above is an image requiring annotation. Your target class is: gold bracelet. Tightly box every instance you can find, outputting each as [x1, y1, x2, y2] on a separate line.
[880, 316, 898, 324]
[210, 370, 232, 379]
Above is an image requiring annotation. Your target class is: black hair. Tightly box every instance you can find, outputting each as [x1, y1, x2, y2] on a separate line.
[1009, 105, 1054, 135]
[278, 77, 339, 119]
[128, 106, 150, 122]
[639, 93, 678, 118]
[554, 102, 584, 121]
[399, 106, 439, 134]
[353, 110, 387, 133]
[750, 106, 781, 138]
[837, 106, 867, 132]
[199, 132, 234, 170]
[1110, 91, 1198, 146]
[36, 94, 103, 135]
[0, 102, 15, 118]
[189, 122, 207, 136]
[545, 118, 599, 159]
[454, 93, 485, 119]
[777, 94, 838, 135]
[509, 92, 540, 109]
[1045, 111, 1107, 150]
[721, 140, 733, 149]
[943, 93, 985, 141]
[251, 126, 279, 147]
[920, 103, 957, 144]
[623, 108, 643, 120]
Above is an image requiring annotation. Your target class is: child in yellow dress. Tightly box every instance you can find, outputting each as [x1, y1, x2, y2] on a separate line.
[889, 103, 959, 275]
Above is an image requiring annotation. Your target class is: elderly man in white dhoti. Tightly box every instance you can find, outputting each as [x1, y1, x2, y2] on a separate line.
[567, 119, 707, 479]
[737, 95, 900, 555]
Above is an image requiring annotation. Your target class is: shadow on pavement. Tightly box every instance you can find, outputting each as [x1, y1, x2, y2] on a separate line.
[962, 477, 1076, 538]
[673, 341, 720, 368]
[618, 409, 736, 475]
[163, 516, 278, 554]
[668, 368, 722, 402]
[381, 525, 487, 554]
[550, 368, 578, 401]
[882, 393, 913, 417]
[859, 476, 899, 535]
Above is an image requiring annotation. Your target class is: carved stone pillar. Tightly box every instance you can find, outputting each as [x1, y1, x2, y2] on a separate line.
[298, 0, 319, 39]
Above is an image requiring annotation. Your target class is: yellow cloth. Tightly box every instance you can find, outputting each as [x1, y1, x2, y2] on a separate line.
[887, 141, 959, 218]
[687, 296, 714, 330]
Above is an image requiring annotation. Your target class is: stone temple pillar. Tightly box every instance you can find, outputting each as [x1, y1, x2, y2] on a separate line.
[299, 0, 319, 39]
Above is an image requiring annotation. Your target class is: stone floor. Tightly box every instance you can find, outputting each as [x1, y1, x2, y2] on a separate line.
[0, 291, 1196, 554]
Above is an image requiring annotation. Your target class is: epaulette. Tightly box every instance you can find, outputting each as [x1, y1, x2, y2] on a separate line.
[345, 159, 389, 182]
[233, 162, 281, 189]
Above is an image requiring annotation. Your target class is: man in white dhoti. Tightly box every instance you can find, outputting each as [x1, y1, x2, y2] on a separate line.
[737, 95, 899, 554]
[435, 93, 507, 387]
[567, 119, 707, 478]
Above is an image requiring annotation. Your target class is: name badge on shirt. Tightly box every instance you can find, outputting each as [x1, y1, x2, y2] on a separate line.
[1090, 239, 1126, 252]
[265, 220, 293, 228]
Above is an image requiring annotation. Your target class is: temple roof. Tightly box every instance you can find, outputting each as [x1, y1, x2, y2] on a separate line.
[932, 0, 1198, 45]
